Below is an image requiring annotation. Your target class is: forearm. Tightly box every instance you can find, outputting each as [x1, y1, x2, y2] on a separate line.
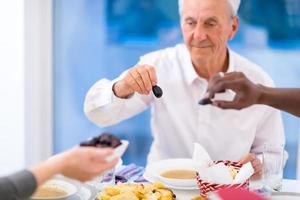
[258, 85, 300, 117]
[84, 79, 126, 126]
[84, 79, 151, 126]
[29, 154, 65, 186]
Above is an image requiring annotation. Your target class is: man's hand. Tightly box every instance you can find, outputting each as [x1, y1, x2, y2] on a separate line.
[239, 153, 262, 180]
[113, 65, 157, 98]
[206, 72, 262, 110]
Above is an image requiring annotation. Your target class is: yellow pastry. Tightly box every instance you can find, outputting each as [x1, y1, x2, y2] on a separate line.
[228, 166, 238, 179]
[97, 182, 176, 200]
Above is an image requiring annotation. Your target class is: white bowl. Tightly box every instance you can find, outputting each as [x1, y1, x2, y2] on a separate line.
[31, 179, 78, 200]
[148, 158, 198, 187]
[106, 140, 129, 162]
[158, 174, 197, 187]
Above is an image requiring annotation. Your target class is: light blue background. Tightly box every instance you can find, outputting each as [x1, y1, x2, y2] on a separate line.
[53, 0, 300, 178]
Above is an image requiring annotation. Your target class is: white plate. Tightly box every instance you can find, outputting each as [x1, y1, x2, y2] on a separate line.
[116, 158, 123, 168]
[75, 183, 98, 200]
[30, 178, 79, 200]
[144, 158, 199, 190]
[271, 192, 300, 200]
[56, 177, 99, 200]
[106, 140, 129, 162]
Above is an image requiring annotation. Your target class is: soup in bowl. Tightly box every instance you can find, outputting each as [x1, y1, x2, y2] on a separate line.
[160, 169, 197, 180]
[150, 159, 198, 187]
[31, 179, 78, 200]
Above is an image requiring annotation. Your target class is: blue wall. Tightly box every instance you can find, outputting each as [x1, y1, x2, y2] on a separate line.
[53, 0, 300, 178]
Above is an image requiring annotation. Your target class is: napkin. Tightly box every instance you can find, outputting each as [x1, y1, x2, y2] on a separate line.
[232, 162, 254, 184]
[198, 162, 233, 184]
[193, 143, 255, 184]
[114, 164, 146, 183]
[192, 143, 213, 170]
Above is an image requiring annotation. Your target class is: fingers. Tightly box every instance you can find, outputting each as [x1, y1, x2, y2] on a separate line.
[89, 157, 119, 174]
[147, 66, 157, 86]
[212, 99, 241, 110]
[83, 147, 113, 156]
[138, 65, 157, 92]
[207, 74, 235, 99]
[210, 79, 241, 96]
[207, 74, 224, 99]
[207, 72, 246, 98]
[61, 148, 119, 182]
[238, 153, 256, 164]
[77, 147, 115, 163]
[90, 148, 115, 162]
[103, 157, 119, 170]
[77, 174, 97, 182]
[85, 148, 119, 170]
[251, 157, 263, 179]
[126, 65, 157, 95]
[128, 70, 145, 94]
[252, 159, 262, 174]
[238, 153, 262, 179]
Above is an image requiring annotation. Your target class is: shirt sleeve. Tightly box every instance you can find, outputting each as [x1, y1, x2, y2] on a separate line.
[0, 170, 37, 200]
[83, 70, 153, 127]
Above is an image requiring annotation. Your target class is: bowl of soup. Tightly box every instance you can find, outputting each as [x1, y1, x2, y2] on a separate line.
[158, 168, 197, 187]
[150, 158, 198, 187]
[31, 178, 78, 200]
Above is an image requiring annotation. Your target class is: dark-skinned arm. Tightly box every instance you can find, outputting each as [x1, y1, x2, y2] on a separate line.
[205, 72, 300, 117]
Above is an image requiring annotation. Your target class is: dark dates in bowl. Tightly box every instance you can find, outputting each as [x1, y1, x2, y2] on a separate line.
[80, 133, 122, 148]
[80, 133, 129, 162]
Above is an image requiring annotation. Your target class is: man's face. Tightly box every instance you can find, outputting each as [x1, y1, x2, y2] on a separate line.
[181, 0, 238, 63]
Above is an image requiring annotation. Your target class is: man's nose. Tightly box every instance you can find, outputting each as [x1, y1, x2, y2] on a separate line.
[193, 24, 207, 41]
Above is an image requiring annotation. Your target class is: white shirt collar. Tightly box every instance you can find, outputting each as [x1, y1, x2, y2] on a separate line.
[227, 48, 235, 73]
[182, 47, 235, 85]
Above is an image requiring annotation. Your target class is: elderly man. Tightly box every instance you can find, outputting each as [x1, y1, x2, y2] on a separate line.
[84, 0, 285, 178]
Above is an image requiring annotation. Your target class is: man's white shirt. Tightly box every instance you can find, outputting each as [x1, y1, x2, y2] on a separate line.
[84, 44, 285, 164]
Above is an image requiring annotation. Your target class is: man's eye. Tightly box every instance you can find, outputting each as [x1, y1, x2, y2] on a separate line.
[187, 21, 195, 26]
[206, 22, 217, 27]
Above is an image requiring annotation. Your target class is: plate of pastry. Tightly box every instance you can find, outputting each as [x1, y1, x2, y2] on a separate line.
[97, 182, 176, 200]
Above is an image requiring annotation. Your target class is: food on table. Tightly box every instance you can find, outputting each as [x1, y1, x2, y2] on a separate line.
[160, 169, 197, 179]
[97, 182, 176, 200]
[228, 166, 238, 179]
[191, 196, 206, 200]
[152, 85, 163, 98]
[80, 133, 121, 148]
[198, 98, 212, 105]
[31, 186, 68, 198]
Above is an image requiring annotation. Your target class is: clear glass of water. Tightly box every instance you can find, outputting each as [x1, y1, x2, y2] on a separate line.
[262, 143, 284, 192]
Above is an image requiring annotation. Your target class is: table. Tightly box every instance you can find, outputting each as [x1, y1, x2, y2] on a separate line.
[173, 179, 300, 199]
[76, 163, 300, 200]
[75, 177, 300, 200]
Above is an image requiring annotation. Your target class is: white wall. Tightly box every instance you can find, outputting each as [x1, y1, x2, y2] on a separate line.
[0, 0, 53, 175]
[0, 0, 25, 175]
[24, 0, 53, 167]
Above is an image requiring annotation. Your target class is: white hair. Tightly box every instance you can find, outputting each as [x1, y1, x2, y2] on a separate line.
[178, 0, 241, 17]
